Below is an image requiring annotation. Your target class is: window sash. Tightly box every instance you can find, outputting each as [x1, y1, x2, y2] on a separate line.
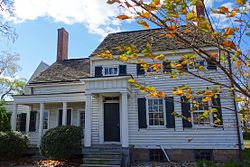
[147, 99, 165, 126]
[103, 66, 119, 76]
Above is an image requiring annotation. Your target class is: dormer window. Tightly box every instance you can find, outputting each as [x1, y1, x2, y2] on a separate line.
[103, 66, 119, 76]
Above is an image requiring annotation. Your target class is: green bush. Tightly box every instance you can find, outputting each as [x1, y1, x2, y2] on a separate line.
[40, 126, 83, 159]
[0, 100, 11, 132]
[243, 132, 250, 140]
[0, 131, 28, 160]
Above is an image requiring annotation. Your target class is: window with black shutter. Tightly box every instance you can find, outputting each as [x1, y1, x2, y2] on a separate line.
[95, 66, 103, 77]
[165, 97, 175, 128]
[119, 65, 127, 76]
[163, 61, 172, 73]
[207, 58, 217, 70]
[181, 96, 192, 128]
[138, 98, 147, 128]
[67, 109, 71, 125]
[20, 113, 27, 132]
[29, 111, 37, 132]
[212, 94, 223, 126]
[137, 64, 145, 75]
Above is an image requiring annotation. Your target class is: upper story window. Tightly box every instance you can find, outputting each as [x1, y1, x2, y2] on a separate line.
[191, 97, 212, 126]
[187, 60, 206, 71]
[103, 66, 119, 76]
[147, 99, 165, 126]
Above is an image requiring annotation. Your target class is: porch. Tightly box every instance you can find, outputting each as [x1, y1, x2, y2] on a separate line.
[81, 76, 132, 148]
[11, 92, 85, 146]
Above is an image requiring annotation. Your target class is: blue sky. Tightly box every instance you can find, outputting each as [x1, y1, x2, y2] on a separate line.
[0, 0, 248, 80]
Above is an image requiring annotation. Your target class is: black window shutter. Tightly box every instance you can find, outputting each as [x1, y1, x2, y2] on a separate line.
[163, 61, 172, 73]
[138, 98, 147, 128]
[119, 65, 127, 76]
[67, 109, 71, 125]
[29, 111, 37, 132]
[20, 113, 27, 132]
[207, 60, 217, 70]
[165, 97, 175, 128]
[95, 66, 103, 77]
[58, 109, 62, 126]
[137, 64, 145, 75]
[212, 94, 223, 126]
[181, 96, 192, 128]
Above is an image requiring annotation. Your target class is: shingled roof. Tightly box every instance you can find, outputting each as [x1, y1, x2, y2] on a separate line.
[29, 58, 90, 84]
[91, 27, 214, 56]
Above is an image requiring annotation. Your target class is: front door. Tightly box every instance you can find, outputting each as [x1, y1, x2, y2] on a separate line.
[104, 103, 120, 142]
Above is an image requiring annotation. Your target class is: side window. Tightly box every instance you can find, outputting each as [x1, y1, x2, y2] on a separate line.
[43, 111, 48, 129]
[79, 110, 85, 128]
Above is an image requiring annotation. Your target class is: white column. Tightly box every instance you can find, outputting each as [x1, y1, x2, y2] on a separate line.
[121, 92, 129, 148]
[38, 103, 44, 145]
[62, 102, 67, 125]
[26, 110, 30, 133]
[11, 103, 17, 131]
[84, 94, 92, 147]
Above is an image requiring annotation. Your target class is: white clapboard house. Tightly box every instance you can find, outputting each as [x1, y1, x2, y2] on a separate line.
[10, 26, 243, 165]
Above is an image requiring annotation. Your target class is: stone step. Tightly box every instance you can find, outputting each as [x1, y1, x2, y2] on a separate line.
[80, 164, 120, 167]
[83, 158, 121, 165]
[84, 153, 122, 159]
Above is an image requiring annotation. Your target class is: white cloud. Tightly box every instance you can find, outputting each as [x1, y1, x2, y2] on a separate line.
[5, 0, 125, 37]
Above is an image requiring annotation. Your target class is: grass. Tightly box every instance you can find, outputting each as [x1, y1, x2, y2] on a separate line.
[244, 140, 250, 148]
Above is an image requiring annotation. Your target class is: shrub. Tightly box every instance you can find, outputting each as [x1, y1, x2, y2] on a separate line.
[40, 126, 83, 159]
[0, 131, 28, 160]
[0, 100, 11, 132]
[243, 132, 250, 140]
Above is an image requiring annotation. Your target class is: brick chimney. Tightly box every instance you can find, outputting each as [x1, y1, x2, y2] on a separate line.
[57, 28, 68, 62]
[195, 0, 205, 17]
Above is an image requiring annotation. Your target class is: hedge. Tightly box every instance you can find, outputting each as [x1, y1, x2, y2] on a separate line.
[0, 131, 28, 160]
[40, 126, 83, 159]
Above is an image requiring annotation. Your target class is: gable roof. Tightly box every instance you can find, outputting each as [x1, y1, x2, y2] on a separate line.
[91, 27, 214, 56]
[29, 58, 90, 84]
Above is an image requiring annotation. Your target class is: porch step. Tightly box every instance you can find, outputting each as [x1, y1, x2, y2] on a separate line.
[82, 145, 122, 167]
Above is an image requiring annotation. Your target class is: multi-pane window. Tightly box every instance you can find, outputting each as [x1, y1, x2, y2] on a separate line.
[148, 99, 164, 126]
[79, 110, 85, 128]
[192, 97, 211, 126]
[16, 114, 21, 131]
[188, 60, 206, 70]
[43, 111, 48, 129]
[103, 67, 118, 76]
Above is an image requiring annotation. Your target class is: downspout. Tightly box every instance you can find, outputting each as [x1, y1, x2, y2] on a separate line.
[227, 52, 243, 159]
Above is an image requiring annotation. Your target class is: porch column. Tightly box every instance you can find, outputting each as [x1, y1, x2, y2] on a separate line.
[11, 103, 17, 130]
[121, 92, 129, 148]
[38, 103, 44, 145]
[84, 94, 92, 147]
[62, 102, 67, 125]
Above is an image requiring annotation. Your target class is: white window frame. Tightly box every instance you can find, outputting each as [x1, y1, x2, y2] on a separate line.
[191, 97, 213, 128]
[58, 108, 73, 126]
[146, 98, 166, 127]
[43, 111, 49, 130]
[102, 65, 119, 76]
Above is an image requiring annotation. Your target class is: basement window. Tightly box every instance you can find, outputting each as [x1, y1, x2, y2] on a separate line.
[150, 149, 165, 162]
[194, 150, 213, 161]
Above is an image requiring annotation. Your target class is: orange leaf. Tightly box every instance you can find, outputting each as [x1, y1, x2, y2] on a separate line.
[236, 0, 244, 5]
[184, 29, 192, 33]
[210, 53, 218, 58]
[116, 15, 131, 20]
[153, 0, 160, 6]
[166, 34, 175, 38]
[222, 40, 237, 50]
[137, 20, 149, 29]
[219, 6, 229, 13]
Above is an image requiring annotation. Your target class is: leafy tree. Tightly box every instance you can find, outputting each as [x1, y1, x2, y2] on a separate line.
[0, 100, 11, 131]
[101, 0, 250, 126]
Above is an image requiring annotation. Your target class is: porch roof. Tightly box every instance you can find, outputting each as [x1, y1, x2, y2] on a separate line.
[13, 92, 85, 104]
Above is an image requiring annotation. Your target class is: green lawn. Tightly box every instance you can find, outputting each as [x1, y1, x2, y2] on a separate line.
[245, 140, 250, 148]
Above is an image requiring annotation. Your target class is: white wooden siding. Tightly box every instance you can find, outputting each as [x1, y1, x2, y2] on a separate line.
[90, 53, 239, 149]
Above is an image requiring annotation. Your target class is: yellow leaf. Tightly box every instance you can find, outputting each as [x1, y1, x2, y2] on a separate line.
[142, 11, 150, 19]
[186, 12, 196, 20]
[137, 20, 149, 29]
[236, 0, 244, 5]
[166, 33, 175, 38]
[152, 0, 160, 6]
[116, 15, 131, 20]
[202, 97, 212, 103]
[154, 54, 165, 60]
